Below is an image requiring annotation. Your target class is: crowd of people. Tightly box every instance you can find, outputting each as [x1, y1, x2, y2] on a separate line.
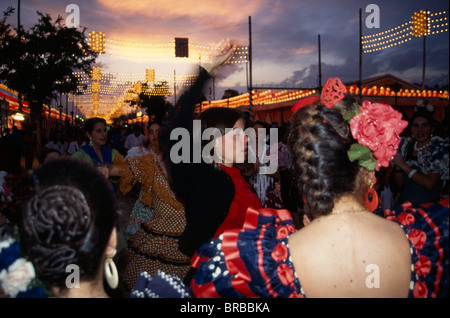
[1, 39, 448, 299]
[1, 122, 152, 169]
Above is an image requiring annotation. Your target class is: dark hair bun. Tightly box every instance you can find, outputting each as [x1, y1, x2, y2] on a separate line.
[22, 185, 93, 286]
[19, 158, 116, 289]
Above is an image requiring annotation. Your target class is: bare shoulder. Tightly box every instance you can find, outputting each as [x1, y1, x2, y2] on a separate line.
[288, 212, 411, 297]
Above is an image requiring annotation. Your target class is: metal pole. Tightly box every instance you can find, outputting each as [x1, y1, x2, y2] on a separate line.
[422, 10, 428, 90]
[359, 8, 363, 100]
[174, 69, 176, 105]
[318, 34, 322, 92]
[66, 94, 69, 123]
[17, 0, 21, 30]
[422, 35, 426, 90]
[248, 16, 253, 113]
[17, 0, 22, 112]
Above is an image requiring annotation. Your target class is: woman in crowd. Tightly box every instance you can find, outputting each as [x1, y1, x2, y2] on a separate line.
[160, 40, 262, 268]
[392, 109, 449, 206]
[121, 40, 261, 296]
[247, 120, 280, 208]
[102, 41, 261, 296]
[19, 158, 119, 298]
[114, 118, 191, 297]
[123, 120, 161, 237]
[114, 119, 191, 297]
[189, 79, 448, 298]
[72, 117, 125, 189]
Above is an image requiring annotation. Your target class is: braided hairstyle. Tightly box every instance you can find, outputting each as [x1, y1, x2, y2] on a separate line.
[20, 158, 117, 289]
[288, 100, 367, 220]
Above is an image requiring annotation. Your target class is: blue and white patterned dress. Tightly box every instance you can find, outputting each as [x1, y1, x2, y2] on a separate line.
[397, 136, 449, 206]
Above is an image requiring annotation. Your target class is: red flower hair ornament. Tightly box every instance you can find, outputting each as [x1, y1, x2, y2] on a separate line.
[321, 78, 347, 108]
[290, 77, 408, 171]
[290, 78, 346, 113]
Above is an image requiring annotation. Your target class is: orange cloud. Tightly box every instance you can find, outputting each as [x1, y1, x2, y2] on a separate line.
[97, 0, 266, 25]
[293, 46, 316, 55]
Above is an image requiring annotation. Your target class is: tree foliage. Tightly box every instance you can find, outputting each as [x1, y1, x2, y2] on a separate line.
[126, 81, 172, 122]
[0, 8, 97, 153]
[1, 10, 97, 107]
[222, 88, 240, 99]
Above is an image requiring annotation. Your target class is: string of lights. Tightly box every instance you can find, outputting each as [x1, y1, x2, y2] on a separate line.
[73, 70, 199, 88]
[362, 10, 448, 53]
[198, 89, 317, 112]
[75, 11, 447, 120]
[79, 33, 250, 118]
[104, 38, 248, 64]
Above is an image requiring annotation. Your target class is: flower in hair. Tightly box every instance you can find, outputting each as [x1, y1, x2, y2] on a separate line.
[290, 78, 346, 113]
[0, 238, 46, 298]
[320, 78, 346, 108]
[347, 101, 408, 171]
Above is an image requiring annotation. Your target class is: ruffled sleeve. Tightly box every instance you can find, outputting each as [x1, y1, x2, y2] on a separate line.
[116, 152, 136, 196]
[126, 146, 150, 159]
[398, 136, 412, 158]
[191, 207, 304, 298]
[385, 198, 449, 298]
[427, 137, 449, 181]
[118, 154, 156, 207]
[112, 149, 126, 170]
[71, 149, 94, 165]
[130, 270, 193, 298]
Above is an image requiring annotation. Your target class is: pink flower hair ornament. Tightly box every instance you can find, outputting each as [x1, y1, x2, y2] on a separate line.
[290, 77, 408, 171]
[346, 100, 408, 171]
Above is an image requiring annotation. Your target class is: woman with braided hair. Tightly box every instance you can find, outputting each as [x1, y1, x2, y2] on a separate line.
[188, 78, 448, 298]
[19, 158, 119, 298]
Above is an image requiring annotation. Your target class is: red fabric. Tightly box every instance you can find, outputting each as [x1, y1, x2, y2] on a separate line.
[189, 166, 262, 298]
[409, 229, 427, 250]
[397, 212, 416, 226]
[415, 205, 445, 298]
[413, 281, 428, 298]
[219, 230, 257, 297]
[190, 280, 221, 298]
[271, 243, 288, 262]
[277, 263, 295, 286]
[414, 255, 432, 276]
[222, 231, 250, 279]
[213, 165, 262, 238]
[291, 96, 319, 113]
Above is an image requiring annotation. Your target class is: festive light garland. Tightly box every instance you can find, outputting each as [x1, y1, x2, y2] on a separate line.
[7, 13, 448, 122]
[103, 38, 248, 64]
[362, 10, 448, 53]
[196, 89, 318, 112]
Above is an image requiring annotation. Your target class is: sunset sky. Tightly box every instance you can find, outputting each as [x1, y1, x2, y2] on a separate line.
[2, 0, 449, 114]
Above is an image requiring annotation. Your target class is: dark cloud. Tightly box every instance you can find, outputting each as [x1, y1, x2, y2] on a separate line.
[3, 0, 448, 103]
